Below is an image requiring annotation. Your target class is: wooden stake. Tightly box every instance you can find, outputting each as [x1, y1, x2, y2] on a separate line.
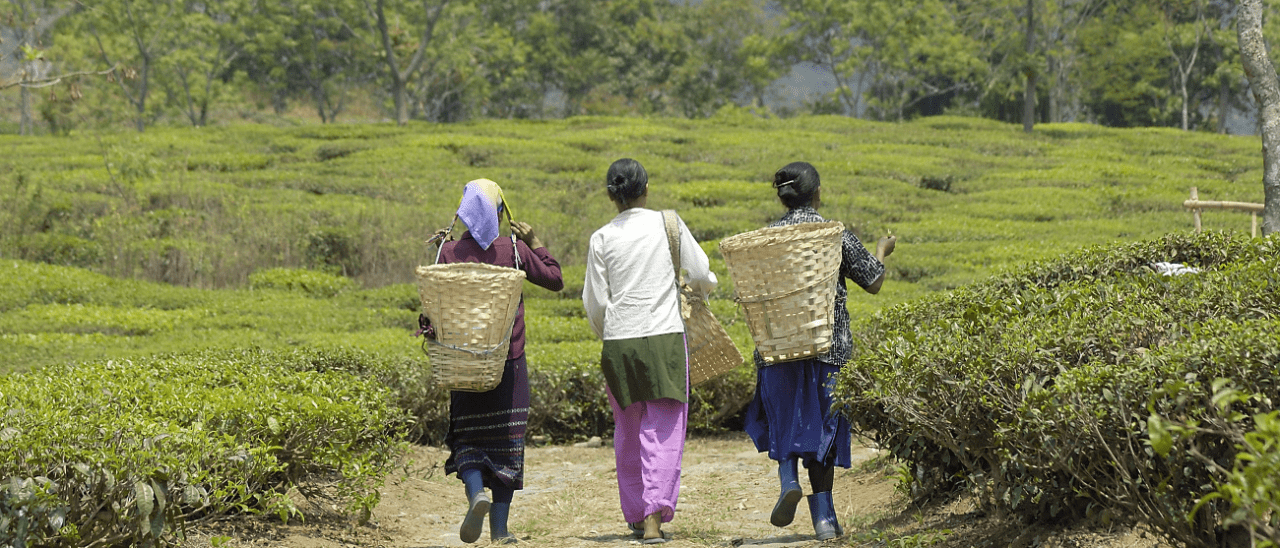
[1191, 187, 1202, 232]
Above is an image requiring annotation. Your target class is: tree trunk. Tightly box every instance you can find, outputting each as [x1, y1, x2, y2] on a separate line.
[1047, 56, 1059, 123]
[1237, 0, 1280, 235]
[393, 77, 409, 125]
[1023, 0, 1036, 133]
[1218, 56, 1229, 134]
[370, 0, 447, 126]
[1180, 79, 1190, 131]
[134, 60, 150, 132]
[19, 86, 33, 135]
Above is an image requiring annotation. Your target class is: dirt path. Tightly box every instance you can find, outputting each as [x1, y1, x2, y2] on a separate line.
[183, 433, 1170, 548]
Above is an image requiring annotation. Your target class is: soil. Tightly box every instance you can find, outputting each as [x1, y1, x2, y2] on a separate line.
[182, 433, 1173, 548]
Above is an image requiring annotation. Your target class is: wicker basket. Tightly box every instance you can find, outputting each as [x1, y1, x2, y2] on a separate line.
[416, 262, 526, 392]
[680, 286, 745, 386]
[718, 222, 844, 364]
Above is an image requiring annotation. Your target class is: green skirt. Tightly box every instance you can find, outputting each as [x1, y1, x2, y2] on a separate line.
[600, 333, 688, 410]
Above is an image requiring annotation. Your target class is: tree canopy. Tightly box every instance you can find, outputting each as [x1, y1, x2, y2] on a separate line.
[1, 0, 1278, 133]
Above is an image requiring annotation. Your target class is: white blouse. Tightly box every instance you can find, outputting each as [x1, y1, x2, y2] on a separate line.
[583, 208, 718, 341]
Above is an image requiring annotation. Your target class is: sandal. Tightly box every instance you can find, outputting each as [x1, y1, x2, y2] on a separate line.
[642, 532, 670, 544]
[641, 513, 669, 544]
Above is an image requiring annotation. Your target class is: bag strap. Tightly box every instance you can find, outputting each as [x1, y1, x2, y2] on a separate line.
[662, 210, 681, 286]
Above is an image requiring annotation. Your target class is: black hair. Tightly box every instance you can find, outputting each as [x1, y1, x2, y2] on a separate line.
[774, 161, 820, 209]
[606, 158, 648, 207]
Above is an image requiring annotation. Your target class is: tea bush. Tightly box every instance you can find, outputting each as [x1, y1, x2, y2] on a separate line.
[0, 258, 757, 443]
[2, 116, 1264, 291]
[836, 231, 1280, 547]
[2, 116, 1274, 545]
[248, 268, 357, 297]
[0, 348, 409, 547]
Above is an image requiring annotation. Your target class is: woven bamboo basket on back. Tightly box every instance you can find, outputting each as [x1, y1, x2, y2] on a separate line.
[680, 286, 745, 386]
[416, 262, 526, 392]
[719, 221, 844, 364]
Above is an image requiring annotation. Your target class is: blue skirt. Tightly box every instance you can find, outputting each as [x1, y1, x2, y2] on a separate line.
[743, 359, 851, 468]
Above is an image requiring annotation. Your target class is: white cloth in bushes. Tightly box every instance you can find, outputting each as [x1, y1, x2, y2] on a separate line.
[1151, 262, 1200, 276]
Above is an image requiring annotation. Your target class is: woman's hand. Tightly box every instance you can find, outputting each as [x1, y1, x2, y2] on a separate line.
[876, 235, 897, 260]
[511, 221, 545, 250]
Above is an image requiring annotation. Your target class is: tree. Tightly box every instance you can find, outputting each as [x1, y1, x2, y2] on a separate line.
[164, 0, 247, 126]
[777, 0, 986, 120]
[1041, 0, 1102, 123]
[1077, 3, 1172, 127]
[82, 0, 182, 131]
[360, 0, 453, 125]
[590, 0, 694, 115]
[2, 0, 74, 135]
[1236, 0, 1280, 234]
[667, 0, 783, 117]
[1205, 22, 1246, 133]
[238, 0, 368, 123]
[1159, 0, 1210, 130]
[1023, 0, 1036, 132]
[517, 0, 609, 117]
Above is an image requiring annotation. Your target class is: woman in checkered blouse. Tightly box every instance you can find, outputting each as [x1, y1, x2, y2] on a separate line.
[743, 161, 895, 540]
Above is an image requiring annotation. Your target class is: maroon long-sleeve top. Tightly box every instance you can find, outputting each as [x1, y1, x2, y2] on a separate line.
[437, 233, 564, 360]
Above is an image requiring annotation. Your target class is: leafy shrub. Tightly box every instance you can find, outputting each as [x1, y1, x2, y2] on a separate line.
[183, 153, 272, 172]
[285, 342, 755, 446]
[314, 141, 372, 161]
[304, 228, 362, 276]
[836, 231, 1280, 547]
[1154, 382, 1280, 548]
[0, 349, 409, 547]
[248, 268, 356, 297]
[14, 233, 104, 268]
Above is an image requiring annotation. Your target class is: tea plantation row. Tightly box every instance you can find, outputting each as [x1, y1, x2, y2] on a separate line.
[840, 231, 1280, 547]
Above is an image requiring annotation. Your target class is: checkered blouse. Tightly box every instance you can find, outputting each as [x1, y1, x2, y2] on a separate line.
[752, 207, 885, 368]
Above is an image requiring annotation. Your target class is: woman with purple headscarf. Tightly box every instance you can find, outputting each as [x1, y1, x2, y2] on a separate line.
[434, 178, 563, 544]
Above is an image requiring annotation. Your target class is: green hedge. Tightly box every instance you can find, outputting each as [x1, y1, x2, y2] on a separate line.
[0, 349, 409, 547]
[836, 231, 1280, 547]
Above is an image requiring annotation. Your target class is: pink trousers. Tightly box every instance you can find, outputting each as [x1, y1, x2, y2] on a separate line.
[606, 387, 688, 524]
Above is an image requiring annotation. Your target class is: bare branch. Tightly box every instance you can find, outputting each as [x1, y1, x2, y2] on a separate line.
[0, 64, 119, 91]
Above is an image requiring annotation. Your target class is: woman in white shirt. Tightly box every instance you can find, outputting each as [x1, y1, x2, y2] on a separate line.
[582, 158, 717, 544]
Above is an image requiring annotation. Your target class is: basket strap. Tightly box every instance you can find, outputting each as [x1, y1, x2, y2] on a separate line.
[422, 327, 515, 358]
[511, 234, 522, 270]
[662, 210, 681, 288]
[432, 216, 460, 264]
[734, 271, 838, 304]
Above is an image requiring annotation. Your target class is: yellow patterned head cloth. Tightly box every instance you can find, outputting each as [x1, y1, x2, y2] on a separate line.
[455, 178, 515, 250]
[468, 178, 514, 221]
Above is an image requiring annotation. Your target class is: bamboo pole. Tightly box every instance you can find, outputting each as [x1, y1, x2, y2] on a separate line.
[1182, 199, 1267, 213]
[1182, 187, 1265, 236]
[1190, 187, 1201, 232]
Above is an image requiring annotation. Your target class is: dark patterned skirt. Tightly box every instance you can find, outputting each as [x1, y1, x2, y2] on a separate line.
[743, 358, 852, 469]
[444, 354, 529, 489]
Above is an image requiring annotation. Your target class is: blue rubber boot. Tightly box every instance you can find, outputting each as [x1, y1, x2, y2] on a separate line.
[807, 491, 842, 541]
[770, 459, 803, 527]
[489, 502, 517, 544]
[459, 469, 490, 544]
